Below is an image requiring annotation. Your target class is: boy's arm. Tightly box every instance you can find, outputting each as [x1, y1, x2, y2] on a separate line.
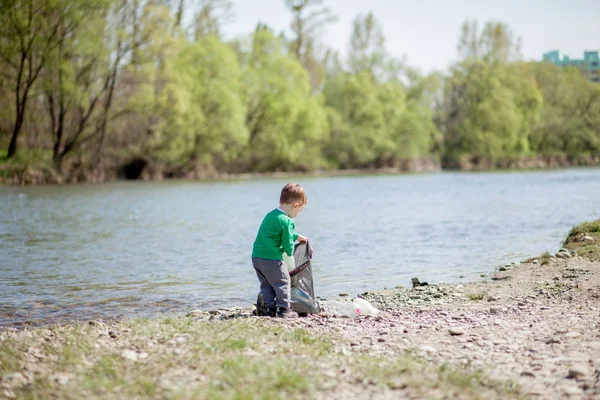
[281, 220, 297, 256]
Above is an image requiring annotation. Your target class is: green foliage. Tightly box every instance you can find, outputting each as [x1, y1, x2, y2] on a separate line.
[440, 60, 543, 168]
[240, 28, 328, 172]
[528, 63, 600, 159]
[154, 36, 248, 168]
[0, 5, 599, 182]
[324, 71, 438, 169]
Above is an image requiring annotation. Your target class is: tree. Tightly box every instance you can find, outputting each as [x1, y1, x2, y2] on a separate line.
[347, 12, 387, 81]
[529, 63, 600, 160]
[192, 0, 234, 39]
[439, 60, 542, 168]
[284, 0, 336, 90]
[240, 27, 328, 171]
[457, 20, 522, 64]
[0, 0, 68, 158]
[40, 0, 117, 172]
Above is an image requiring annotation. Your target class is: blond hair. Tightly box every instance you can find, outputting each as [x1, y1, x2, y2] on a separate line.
[280, 183, 307, 205]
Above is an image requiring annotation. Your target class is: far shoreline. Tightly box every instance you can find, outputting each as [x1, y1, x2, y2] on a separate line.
[2, 162, 600, 187]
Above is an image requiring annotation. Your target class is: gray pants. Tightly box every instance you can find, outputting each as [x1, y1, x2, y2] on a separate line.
[252, 257, 290, 309]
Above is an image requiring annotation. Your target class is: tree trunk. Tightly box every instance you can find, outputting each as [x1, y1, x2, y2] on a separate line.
[6, 116, 23, 158]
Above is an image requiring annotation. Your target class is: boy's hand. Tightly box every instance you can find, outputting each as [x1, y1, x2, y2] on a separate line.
[297, 235, 308, 243]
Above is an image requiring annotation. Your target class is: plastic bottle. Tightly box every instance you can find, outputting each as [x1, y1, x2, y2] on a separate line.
[282, 252, 296, 272]
[323, 300, 361, 318]
[352, 297, 380, 316]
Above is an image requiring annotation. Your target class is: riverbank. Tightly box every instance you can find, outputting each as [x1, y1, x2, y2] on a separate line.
[2, 154, 600, 186]
[1, 221, 599, 399]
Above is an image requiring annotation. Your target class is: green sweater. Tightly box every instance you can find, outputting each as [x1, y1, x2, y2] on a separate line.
[252, 208, 299, 260]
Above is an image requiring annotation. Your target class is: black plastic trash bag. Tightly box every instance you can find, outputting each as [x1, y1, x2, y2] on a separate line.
[255, 241, 320, 316]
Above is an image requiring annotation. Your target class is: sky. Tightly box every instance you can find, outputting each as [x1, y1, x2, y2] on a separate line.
[221, 0, 600, 73]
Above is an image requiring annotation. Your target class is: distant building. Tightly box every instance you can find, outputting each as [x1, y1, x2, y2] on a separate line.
[542, 50, 600, 83]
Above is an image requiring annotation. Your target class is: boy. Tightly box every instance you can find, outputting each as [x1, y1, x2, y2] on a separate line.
[252, 183, 308, 318]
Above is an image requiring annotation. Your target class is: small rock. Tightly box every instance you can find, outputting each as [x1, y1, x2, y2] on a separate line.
[556, 252, 571, 259]
[499, 266, 507, 271]
[532, 259, 539, 264]
[487, 295, 499, 302]
[433, 293, 442, 298]
[489, 306, 501, 314]
[108, 331, 119, 339]
[563, 386, 583, 396]
[588, 341, 600, 350]
[583, 235, 594, 242]
[545, 337, 560, 344]
[448, 328, 465, 336]
[88, 320, 106, 327]
[567, 366, 587, 379]
[374, 315, 384, 322]
[49, 373, 72, 385]
[186, 310, 204, 317]
[121, 350, 138, 361]
[565, 331, 581, 338]
[420, 345, 437, 354]
[520, 371, 535, 377]
[1, 373, 27, 388]
[377, 338, 386, 343]
[339, 293, 350, 297]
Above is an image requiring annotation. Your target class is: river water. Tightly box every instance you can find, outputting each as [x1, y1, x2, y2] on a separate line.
[1, 168, 599, 326]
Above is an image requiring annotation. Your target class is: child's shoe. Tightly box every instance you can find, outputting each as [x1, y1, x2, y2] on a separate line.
[277, 307, 298, 318]
[266, 307, 277, 317]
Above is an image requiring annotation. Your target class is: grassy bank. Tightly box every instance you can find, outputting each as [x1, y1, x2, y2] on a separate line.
[563, 219, 600, 262]
[0, 317, 519, 399]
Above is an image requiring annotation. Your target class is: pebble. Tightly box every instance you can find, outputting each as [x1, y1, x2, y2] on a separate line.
[49, 373, 72, 385]
[420, 345, 437, 354]
[564, 331, 581, 338]
[186, 310, 205, 317]
[489, 306, 501, 314]
[583, 235, 594, 242]
[448, 328, 465, 336]
[0, 373, 27, 388]
[567, 366, 587, 379]
[121, 350, 139, 361]
[563, 386, 583, 396]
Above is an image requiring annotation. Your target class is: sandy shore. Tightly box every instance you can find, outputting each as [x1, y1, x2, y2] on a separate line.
[306, 253, 600, 399]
